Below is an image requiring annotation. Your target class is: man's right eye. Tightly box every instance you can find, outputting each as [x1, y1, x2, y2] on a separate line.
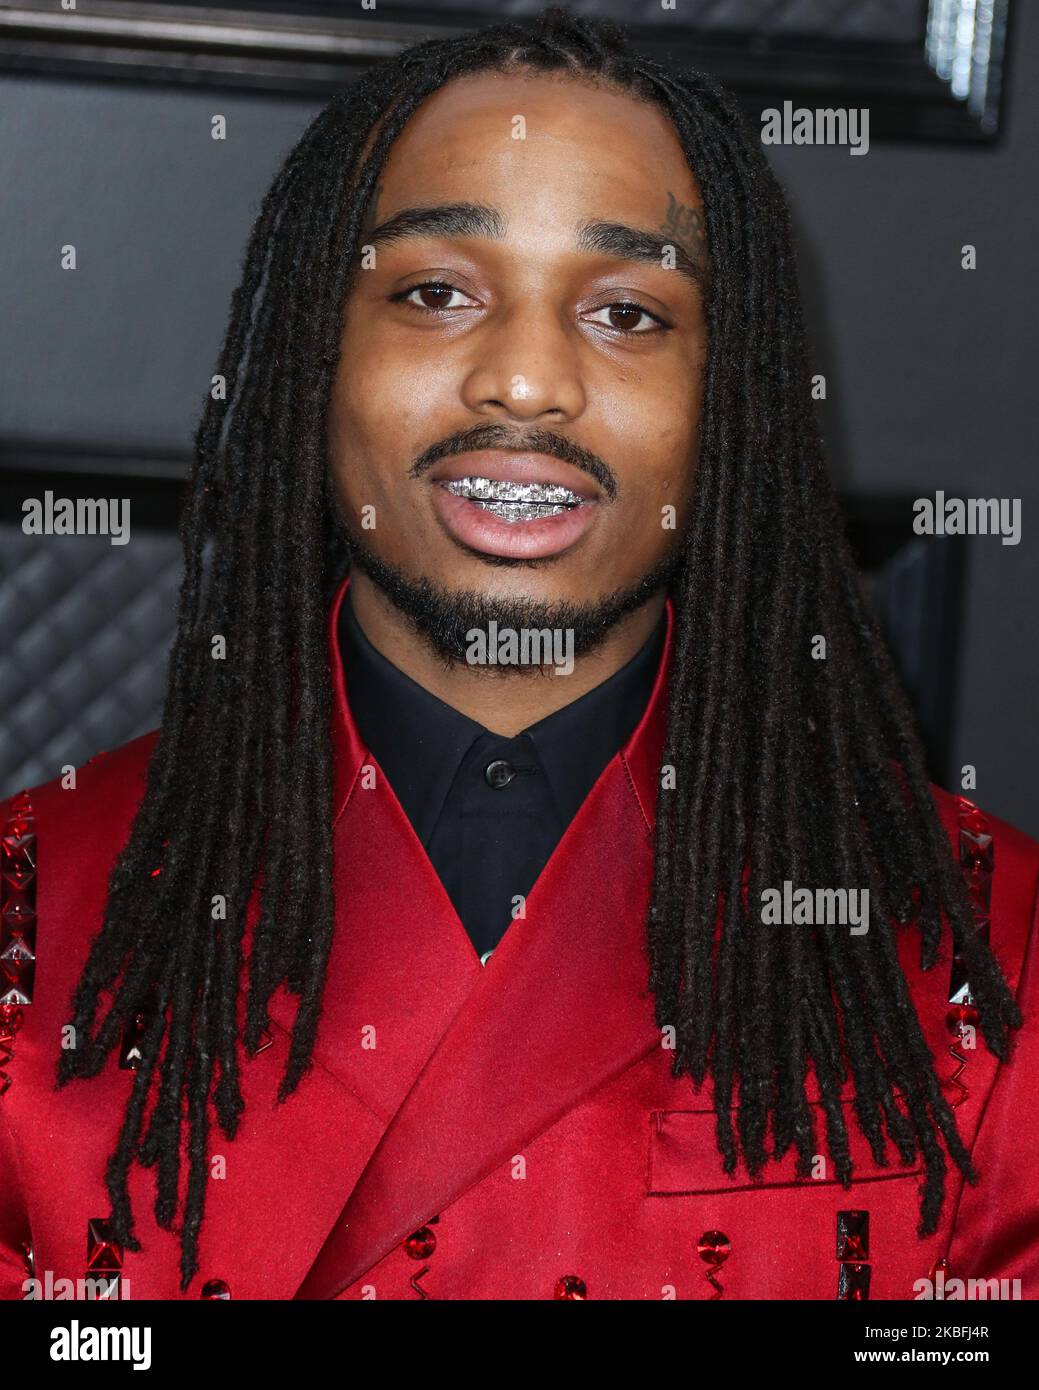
[391, 282, 475, 313]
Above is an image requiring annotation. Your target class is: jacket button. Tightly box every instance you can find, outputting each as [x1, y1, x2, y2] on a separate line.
[484, 759, 516, 789]
[200, 1279, 231, 1299]
[553, 1275, 587, 1300]
[404, 1227, 436, 1260]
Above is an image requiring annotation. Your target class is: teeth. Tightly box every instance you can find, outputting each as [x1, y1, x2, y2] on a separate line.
[443, 476, 582, 508]
[476, 500, 570, 521]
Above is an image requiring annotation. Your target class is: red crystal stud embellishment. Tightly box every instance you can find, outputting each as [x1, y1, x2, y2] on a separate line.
[836, 1210, 871, 1299]
[554, 1275, 587, 1300]
[404, 1226, 437, 1260]
[837, 1263, 871, 1300]
[86, 1217, 123, 1272]
[836, 1210, 869, 1261]
[697, 1230, 730, 1299]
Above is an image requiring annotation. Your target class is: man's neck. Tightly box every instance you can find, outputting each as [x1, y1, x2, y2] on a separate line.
[346, 572, 667, 737]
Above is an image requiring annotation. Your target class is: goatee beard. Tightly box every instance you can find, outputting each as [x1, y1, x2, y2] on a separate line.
[341, 529, 685, 673]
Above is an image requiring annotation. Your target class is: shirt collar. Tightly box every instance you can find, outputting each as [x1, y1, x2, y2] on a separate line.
[337, 592, 486, 845]
[337, 583, 666, 845]
[325, 573, 675, 835]
[515, 619, 666, 830]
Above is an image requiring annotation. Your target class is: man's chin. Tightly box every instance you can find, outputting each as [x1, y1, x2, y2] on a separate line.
[343, 530, 683, 672]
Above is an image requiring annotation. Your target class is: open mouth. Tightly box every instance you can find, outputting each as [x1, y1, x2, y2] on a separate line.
[428, 450, 603, 559]
[439, 476, 584, 522]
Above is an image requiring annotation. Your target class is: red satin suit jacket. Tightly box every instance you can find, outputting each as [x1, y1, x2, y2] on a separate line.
[2, 575, 1038, 1301]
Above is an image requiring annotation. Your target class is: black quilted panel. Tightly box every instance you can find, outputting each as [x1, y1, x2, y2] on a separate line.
[0, 527, 182, 799]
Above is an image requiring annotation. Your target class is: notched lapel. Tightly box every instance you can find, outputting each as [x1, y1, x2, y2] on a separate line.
[265, 766, 484, 1124]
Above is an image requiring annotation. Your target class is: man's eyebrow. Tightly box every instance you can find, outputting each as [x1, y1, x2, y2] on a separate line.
[366, 202, 708, 293]
[367, 202, 507, 247]
[576, 219, 707, 294]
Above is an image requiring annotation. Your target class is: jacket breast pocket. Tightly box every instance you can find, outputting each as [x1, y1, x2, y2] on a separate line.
[647, 1100, 923, 1195]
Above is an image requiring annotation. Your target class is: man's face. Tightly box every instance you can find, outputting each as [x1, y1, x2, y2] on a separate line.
[327, 69, 707, 619]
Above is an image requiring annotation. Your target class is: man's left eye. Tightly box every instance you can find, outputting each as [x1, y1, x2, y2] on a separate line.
[585, 302, 665, 334]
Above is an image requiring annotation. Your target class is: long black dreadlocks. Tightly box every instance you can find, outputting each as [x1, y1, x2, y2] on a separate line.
[56, 5, 1021, 1291]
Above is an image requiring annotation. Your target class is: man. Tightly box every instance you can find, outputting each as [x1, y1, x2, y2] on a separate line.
[1, 6, 1035, 1302]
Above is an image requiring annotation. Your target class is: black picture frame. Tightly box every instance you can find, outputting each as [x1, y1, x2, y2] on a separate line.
[0, 0, 1013, 143]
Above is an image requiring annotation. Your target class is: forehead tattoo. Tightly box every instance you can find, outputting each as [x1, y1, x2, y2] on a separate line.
[658, 191, 707, 268]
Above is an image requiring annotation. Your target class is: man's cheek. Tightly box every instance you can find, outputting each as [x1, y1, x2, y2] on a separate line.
[343, 463, 400, 521]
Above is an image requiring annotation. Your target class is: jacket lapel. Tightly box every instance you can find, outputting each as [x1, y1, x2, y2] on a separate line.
[265, 575, 484, 1123]
[293, 584, 674, 1299]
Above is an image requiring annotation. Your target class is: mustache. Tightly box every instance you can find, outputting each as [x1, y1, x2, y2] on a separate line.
[407, 423, 618, 501]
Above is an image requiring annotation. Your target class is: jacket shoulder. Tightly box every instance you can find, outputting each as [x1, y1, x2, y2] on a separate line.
[929, 782, 1039, 993]
[0, 728, 160, 858]
[0, 730, 162, 1002]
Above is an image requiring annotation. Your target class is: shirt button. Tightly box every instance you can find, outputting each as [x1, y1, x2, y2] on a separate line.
[484, 758, 516, 789]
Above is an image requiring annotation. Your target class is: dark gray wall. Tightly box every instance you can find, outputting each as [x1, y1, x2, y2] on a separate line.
[765, 4, 1039, 838]
[1, 7, 1036, 833]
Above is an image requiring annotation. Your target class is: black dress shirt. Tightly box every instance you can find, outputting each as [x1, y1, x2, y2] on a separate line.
[339, 593, 665, 959]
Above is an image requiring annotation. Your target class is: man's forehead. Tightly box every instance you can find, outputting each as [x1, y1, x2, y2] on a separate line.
[371, 69, 702, 212]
